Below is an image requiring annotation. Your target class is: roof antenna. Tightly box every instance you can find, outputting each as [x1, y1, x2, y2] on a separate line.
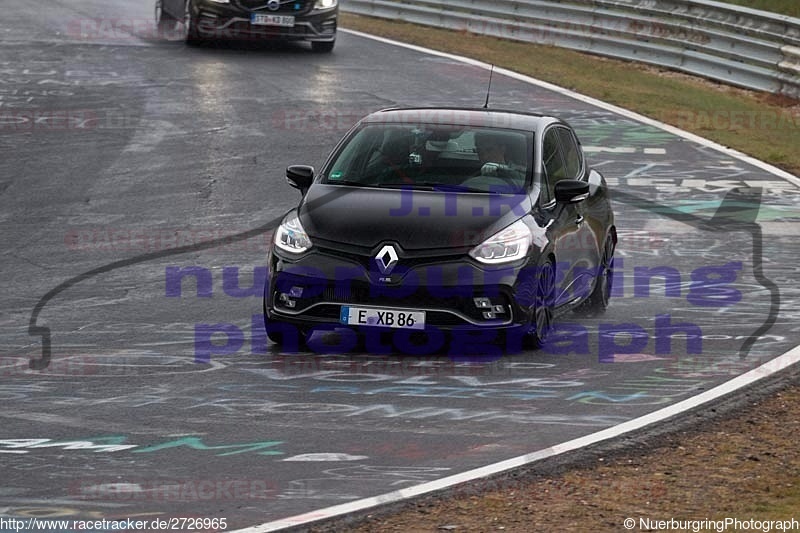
[483, 64, 494, 109]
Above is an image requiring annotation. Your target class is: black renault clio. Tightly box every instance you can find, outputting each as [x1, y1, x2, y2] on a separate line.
[264, 108, 616, 353]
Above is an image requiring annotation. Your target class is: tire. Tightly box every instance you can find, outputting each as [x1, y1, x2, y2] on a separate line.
[182, 1, 201, 45]
[155, 0, 177, 34]
[311, 40, 335, 53]
[523, 257, 556, 349]
[577, 234, 615, 316]
[263, 314, 308, 351]
[266, 328, 284, 345]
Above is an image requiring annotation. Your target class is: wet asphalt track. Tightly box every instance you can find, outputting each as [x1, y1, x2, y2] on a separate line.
[1, 0, 800, 530]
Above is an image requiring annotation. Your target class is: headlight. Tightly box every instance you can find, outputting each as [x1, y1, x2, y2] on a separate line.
[274, 211, 313, 254]
[314, 0, 337, 8]
[469, 219, 531, 264]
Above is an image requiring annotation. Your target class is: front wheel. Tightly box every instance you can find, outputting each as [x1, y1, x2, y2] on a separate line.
[311, 40, 335, 53]
[181, 0, 201, 45]
[155, 0, 177, 33]
[264, 315, 308, 351]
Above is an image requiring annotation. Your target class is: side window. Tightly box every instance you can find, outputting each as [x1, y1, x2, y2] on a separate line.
[557, 127, 583, 179]
[541, 128, 565, 204]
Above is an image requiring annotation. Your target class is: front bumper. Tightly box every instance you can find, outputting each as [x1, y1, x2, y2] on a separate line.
[265, 244, 540, 334]
[193, 1, 337, 41]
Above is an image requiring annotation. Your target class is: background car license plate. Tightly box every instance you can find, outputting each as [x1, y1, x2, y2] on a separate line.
[251, 14, 295, 27]
[340, 306, 425, 330]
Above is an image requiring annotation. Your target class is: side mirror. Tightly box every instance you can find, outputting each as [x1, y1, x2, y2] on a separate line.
[286, 165, 314, 194]
[554, 179, 590, 204]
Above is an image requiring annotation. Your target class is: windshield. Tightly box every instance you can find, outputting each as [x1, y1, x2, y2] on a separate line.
[322, 123, 533, 193]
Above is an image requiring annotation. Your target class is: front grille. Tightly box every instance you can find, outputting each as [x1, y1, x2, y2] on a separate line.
[316, 246, 466, 272]
[235, 0, 311, 13]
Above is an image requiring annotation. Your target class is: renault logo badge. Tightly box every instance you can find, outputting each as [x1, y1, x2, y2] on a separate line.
[375, 245, 399, 275]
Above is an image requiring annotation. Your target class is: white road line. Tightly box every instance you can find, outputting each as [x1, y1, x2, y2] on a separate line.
[236, 346, 800, 532]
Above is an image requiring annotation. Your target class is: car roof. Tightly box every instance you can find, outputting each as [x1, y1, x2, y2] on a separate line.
[360, 107, 562, 132]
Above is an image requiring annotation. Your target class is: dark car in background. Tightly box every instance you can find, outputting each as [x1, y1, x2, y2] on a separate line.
[155, 0, 337, 50]
[264, 107, 617, 354]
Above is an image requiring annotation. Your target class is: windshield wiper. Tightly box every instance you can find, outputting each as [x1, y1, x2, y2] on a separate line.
[378, 182, 499, 193]
[430, 183, 501, 193]
[378, 182, 436, 190]
[325, 180, 380, 188]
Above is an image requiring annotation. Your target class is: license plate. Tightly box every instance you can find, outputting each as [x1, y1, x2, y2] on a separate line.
[251, 14, 295, 27]
[340, 306, 426, 330]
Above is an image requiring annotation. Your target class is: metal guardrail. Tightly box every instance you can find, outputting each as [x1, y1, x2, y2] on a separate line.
[341, 0, 800, 98]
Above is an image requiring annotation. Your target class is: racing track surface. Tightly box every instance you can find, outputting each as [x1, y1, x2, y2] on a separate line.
[1, 1, 800, 530]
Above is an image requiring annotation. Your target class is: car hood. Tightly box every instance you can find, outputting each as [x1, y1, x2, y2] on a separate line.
[298, 184, 532, 251]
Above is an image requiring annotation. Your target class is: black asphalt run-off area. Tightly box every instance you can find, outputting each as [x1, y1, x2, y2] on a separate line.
[2, 1, 800, 530]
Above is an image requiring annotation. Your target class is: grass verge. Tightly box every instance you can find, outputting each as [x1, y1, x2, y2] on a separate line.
[722, 0, 800, 18]
[342, 381, 800, 532]
[341, 13, 800, 176]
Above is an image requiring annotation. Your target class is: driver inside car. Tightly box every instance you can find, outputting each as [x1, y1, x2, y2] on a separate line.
[470, 131, 527, 189]
[476, 132, 510, 166]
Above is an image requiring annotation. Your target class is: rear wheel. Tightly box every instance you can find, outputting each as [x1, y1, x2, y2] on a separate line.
[523, 258, 556, 349]
[577, 234, 615, 315]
